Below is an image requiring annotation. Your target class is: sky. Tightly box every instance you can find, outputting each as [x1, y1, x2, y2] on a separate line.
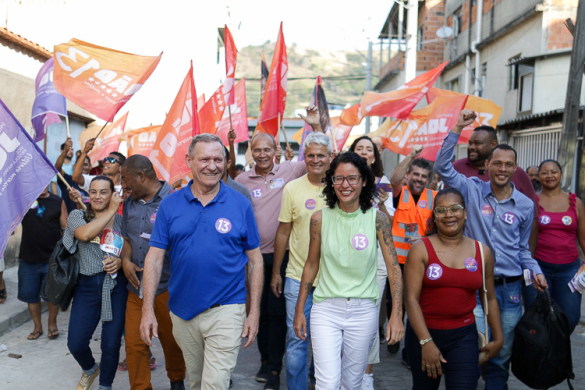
[1, 0, 392, 129]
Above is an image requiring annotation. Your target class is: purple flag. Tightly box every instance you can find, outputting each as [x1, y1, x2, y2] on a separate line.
[31, 58, 67, 142]
[0, 98, 57, 255]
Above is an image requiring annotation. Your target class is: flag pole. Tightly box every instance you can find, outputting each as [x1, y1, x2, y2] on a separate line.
[65, 115, 71, 138]
[330, 127, 339, 152]
[228, 104, 234, 132]
[280, 115, 290, 150]
[56, 172, 87, 210]
[94, 122, 109, 139]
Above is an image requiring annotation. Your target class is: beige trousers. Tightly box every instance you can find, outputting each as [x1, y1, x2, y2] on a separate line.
[170, 304, 246, 390]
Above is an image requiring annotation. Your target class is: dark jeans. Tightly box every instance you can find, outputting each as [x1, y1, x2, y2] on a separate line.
[523, 258, 582, 333]
[17, 260, 49, 303]
[406, 322, 479, 390]
[67, 273, 128, 388]
[258, 252, 288, 375]
[386, 263, 408, 361]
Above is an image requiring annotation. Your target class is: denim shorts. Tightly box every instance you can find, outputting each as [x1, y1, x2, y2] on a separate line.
[17, 260, 49, 303]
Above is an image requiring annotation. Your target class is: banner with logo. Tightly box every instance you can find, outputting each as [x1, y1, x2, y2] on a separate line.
[0, 98, 58, 255]
[120, 125, 161, 157]
[31, 58, 68, 142]
[53, 39, 162, 122]
[149, 63, 199, 184]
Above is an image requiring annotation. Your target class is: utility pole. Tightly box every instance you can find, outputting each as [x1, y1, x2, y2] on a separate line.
[365, 40, 373, 133]
[404, 0, 419, 83]
[558, 0, 585, 192]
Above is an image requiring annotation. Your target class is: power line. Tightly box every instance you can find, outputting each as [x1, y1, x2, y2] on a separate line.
[237, 74, 378, 82]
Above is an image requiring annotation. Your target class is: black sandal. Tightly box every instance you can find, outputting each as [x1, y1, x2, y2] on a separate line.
[27, 331, 43, 340]
[0, 286, 6, 304]
[48, 329, 60, 340]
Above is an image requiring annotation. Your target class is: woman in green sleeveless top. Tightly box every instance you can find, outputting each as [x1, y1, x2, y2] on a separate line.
[293, 152, 404, 390]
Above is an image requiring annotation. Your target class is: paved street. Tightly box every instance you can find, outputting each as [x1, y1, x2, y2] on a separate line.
[0, 306, 584, 390]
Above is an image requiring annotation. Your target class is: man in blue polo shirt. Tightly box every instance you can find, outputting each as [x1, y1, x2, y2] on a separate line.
[140, 134, 264, 390]
[435, 110, 547, 389]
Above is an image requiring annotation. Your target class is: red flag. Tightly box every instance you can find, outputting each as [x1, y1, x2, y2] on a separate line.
[328, 116, 353, 152]
[224, 25, 237, 106]
[257, 22, 288, 137]
[85, 112, 128, 162]
[197, 94, 205, 111]
[360, 61, 449, 121]
[199, 78, 231, 135]
[53, 39, 162, 122]
[149, 63, 199, 183]
[217, 78, 249, 145]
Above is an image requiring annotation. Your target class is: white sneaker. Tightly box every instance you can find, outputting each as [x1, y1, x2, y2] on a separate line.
[361, 373, 374, 390]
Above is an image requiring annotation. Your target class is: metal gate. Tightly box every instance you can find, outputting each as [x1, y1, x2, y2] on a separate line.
[507, 125, 562, 169]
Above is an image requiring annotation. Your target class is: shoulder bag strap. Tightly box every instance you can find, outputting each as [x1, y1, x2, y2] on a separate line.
[478, 241, 489, 329]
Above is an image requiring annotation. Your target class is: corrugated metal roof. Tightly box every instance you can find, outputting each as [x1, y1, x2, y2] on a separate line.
[506, 50, 571, 66]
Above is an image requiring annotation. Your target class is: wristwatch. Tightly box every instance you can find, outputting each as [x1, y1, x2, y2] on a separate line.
[420, 337, 433, 346]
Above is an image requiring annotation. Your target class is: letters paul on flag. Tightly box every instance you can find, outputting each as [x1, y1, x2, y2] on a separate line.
[150, 63, 199, 184]
[86, 112, 128, 163]
[0, 98, 58, 255]
[31, 58, 67, 142]
[224, 25, 237, 106]
[53, 39, 162, 122]
[121, 125, 161, 157]
[360, 61, 449, 121]
[216, 79, 249, 146]
[257, 23, 288, 137]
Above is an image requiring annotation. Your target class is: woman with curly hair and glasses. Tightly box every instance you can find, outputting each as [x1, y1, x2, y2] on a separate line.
[293, 152, 404, 390]
[404, 187, 503, 389]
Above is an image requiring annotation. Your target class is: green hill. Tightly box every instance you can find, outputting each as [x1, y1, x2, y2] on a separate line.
[237, 42, 381, 118]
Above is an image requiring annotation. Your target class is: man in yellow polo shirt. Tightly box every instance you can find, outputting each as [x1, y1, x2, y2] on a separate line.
[271, 132, 332, 390]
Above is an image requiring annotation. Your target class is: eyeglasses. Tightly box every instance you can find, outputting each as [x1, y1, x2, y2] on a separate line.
[332, 175, 362, 186]
[433, 205, 465, 217]
[103, 157, 120, 164]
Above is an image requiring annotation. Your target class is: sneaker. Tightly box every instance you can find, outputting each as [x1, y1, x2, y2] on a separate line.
[263, 373, 280, 390]
[76, 365, 100, 390]
[170, 381, 186, 390]
[361, 373, 374, 390]
[387, 342, 400, 354]
[255, 363, 269, 383]
[401, 358, 411, 371]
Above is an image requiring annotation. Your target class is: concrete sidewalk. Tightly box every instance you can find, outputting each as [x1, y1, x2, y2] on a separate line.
[0, 266, 47, 337]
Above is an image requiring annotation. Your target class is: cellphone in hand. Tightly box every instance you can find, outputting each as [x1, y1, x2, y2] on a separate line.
[376, 183, 391, 193]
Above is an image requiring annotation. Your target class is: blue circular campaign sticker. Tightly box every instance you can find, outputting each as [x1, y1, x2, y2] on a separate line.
[305, 199, 316, 210]
[464, 258, 478, 272]
[419, 200, 428, 209]
[502, 212, 516, 225]
[352, 234, 369, 250]
[215, 218, 232, 234]
[481, 204, 493, 216]
[427, 264, 443, 280]
[539, 215, 551, 225]
[251, 188, 263, 199]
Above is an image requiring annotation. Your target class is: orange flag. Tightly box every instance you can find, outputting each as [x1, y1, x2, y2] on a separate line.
[380, 92, 502, 161]
[360, 61, 449, 121]
[224, 25, 237, 106]
[328, 116, 353, 152]
[257, 22, 288, 137]
[199, 78, 233, 135]
[85, 112, 128, 162]
[149, 63, 199, 183]
[121, 125, 161, 157]
[340, 103, 362, 126]
[217, 78, 249, 146]
[197, 94, 206, 111]
[53, 39, 162, 122]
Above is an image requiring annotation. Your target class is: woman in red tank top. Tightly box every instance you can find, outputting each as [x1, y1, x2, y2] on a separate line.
[523, 160, 585, 333]
[404, 188, 503, 389]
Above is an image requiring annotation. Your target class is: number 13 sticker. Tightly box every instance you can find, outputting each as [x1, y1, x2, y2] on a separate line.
[352, 234, 369, 251]
[427, 264, 443, 280]
[215, 218, 232, 234]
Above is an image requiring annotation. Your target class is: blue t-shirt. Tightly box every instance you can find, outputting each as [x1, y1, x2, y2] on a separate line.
[150, 181, 260, 321]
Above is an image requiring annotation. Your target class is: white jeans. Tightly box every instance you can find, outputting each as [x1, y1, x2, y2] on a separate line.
[311, 298, 377, 390]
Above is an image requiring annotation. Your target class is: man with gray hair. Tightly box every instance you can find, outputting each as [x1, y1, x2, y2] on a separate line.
[140, 134, 264, 390]
[271, 132, 332, 390]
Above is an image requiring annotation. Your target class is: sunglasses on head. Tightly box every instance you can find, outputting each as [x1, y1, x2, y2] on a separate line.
[103, 157, 120, 164]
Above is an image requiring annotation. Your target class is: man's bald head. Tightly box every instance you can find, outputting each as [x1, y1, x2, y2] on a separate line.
[251, 132, 277, 149]
[122, 155, 157, 180]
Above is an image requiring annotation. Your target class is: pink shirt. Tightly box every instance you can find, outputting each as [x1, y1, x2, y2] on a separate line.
[236, 161, 307, 254]
[536, 193, 579, 264]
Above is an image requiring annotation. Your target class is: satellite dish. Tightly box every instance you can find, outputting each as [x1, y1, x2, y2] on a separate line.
[436, 26, 454, 39]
